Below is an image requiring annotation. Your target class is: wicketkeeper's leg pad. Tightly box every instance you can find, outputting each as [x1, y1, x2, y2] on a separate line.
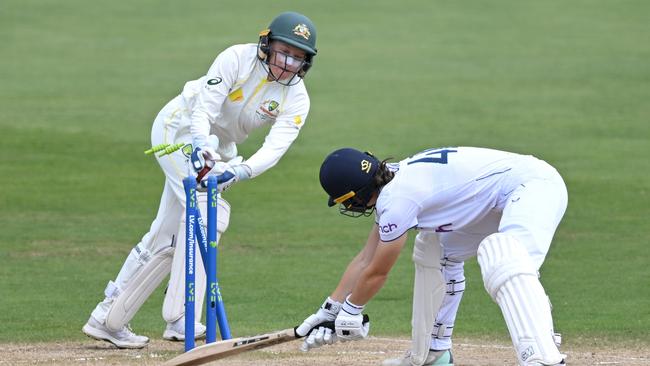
[104, 244, 174, 332]
[162, 195, 230, 323]
[478, 233, 563, 366]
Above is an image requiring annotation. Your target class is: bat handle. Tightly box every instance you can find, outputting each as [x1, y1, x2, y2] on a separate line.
[293, 314, 370, 338]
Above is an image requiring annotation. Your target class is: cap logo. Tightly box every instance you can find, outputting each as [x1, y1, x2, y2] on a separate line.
[361, 159, 372, 173]
[293, 24, 311, 40]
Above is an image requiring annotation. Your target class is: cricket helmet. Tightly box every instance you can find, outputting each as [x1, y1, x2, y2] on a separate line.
[258, 12, 317, 83]
[319, 148, 380, 217]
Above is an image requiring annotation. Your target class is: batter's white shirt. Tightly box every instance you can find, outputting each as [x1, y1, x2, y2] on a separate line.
[375, 147, 546, 242]
[171, 43, 310, 178]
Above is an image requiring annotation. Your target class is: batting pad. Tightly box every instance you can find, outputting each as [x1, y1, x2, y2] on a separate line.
[411, 232, 445, 366]
[478, 233, 563, 366]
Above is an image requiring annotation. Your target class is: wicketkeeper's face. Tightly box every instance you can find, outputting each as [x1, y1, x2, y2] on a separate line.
[268, 41, 307, 82]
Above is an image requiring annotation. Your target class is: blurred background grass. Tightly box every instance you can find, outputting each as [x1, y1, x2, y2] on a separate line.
[0, 0, 648, 344]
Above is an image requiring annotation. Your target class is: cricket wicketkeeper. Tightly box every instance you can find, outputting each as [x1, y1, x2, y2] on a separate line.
[83, 11, 318, 348]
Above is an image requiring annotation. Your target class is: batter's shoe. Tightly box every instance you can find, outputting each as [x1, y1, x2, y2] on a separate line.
[381, 349, 454, 366]
[527, 358, 566, 366]
[82, 316, 149, 349]
[163, 317, 207, 341]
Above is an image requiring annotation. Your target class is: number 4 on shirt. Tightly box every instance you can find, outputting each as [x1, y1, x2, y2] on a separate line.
[408, 148, 458, 165]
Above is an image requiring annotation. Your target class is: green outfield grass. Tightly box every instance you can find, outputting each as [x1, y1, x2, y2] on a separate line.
[1, 0, 648, 345]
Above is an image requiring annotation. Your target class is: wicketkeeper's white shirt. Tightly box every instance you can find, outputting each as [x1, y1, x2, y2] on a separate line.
[165, 43, 310, 178]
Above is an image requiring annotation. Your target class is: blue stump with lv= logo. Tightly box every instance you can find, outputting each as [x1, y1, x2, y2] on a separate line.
[183, 176, 231, 352]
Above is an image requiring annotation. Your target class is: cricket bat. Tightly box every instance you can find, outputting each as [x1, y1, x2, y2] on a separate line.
[163, 314, 369, 366]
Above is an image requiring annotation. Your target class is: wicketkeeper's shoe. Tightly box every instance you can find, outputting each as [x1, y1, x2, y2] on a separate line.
[162, 317, 207, 341]
[82, 316, 149, 349]
[381, 349, 454, 366]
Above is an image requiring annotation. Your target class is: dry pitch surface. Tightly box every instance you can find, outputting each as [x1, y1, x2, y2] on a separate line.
[1, 337, 649, 366]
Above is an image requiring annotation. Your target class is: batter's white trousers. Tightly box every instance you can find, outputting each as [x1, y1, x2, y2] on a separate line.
[425, 157, 568, 350]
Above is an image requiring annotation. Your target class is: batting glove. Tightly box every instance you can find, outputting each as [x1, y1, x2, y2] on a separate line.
[335, 296, 369, 341]
[296, 297, 342, 351]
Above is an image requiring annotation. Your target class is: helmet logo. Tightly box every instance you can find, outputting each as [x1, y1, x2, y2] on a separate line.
[361, 159, 372, 173]
[293, 24, 311, 40]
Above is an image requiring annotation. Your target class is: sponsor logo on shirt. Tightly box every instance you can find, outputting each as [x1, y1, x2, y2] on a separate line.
[379, 223, 397, 234]
[435, 223, 453, 232]
[207, 77, 222, 86]
[256, 99, 280, 121]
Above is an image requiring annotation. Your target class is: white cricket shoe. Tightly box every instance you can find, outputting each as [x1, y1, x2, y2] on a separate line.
[163, 317, 207, 341]
[382, 349, 454, 366]
[527, 358, 566, 366]
[82, 317, 149, 349]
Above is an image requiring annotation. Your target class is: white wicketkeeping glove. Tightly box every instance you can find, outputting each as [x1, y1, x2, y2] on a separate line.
[198, 157, 251, 193]
[295, 297, 341, 351]
[335, 296, 370, 341]
[191, 135, 221, 173]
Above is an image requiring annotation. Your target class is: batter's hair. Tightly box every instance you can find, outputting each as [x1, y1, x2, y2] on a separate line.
[372, 158, 395, 190]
